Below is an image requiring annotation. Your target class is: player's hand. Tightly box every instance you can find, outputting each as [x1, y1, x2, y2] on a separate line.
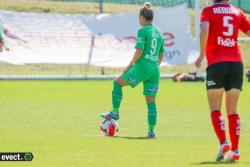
[5, 47, 10, 51]
[195, 54, 204, 68]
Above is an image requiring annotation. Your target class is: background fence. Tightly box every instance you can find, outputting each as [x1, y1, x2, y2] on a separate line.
[55, 0, 250, 13]
[0, 0, 249, 80]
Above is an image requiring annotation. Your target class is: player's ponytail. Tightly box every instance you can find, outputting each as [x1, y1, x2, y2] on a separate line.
[140, 2, 154, 22]
[143, 2, 152, 9]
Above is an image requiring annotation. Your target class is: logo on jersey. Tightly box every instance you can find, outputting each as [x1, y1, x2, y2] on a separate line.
[148, 86, 158, 93]
[207, 80, 216, 87]
[136, 37, 144, 44]
[128, 77, 138, 86]
[217, 37, 236, 47]
[145, 54, 157, 62]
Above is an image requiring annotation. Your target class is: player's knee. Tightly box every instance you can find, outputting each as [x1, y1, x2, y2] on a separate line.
[113, 80, 121, 87]
[227, 108, 238, 115]
[115, 77, 128, 87]
[145, 96, 155, 103]
[210, 106, 221, 112]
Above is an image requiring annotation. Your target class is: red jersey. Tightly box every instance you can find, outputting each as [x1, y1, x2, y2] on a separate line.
[201, 3, 250, 66]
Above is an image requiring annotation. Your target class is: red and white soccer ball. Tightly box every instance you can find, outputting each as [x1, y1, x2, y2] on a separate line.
[100, 119, 119, 137]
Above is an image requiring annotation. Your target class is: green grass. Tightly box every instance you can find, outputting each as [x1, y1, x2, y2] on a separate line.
[0, 80, 250, 166]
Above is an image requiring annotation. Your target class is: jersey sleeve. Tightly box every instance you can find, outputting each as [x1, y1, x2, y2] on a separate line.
[239, 11, 250, 33]
[135, 29, 146, 50]
[200, 7, 210, 30]
[159, 39, 165, 54]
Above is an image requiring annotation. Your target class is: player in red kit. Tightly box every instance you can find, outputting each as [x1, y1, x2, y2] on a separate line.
[195, 0, 250, 162]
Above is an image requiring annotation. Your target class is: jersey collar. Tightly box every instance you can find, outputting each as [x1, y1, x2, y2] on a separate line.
[144, 23, 152, 27]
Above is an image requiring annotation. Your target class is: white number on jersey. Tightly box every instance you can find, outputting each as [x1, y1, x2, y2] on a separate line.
[223, 16, 234, 36]
[150, 38, 157, 55]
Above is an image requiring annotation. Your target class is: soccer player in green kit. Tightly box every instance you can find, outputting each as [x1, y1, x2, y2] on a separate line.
[101, 2, 165, 138]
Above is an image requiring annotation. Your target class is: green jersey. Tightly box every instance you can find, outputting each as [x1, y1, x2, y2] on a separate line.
[135, 24, 165, 64]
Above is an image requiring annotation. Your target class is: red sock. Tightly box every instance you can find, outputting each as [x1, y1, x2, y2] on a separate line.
[228, 114, 240, 151]
[211, 111, 226, 144]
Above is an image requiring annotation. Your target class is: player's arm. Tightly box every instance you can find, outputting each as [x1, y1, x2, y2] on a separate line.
[239, 12, 250, 37]
[158, 53, 163, 65]
[124, 49, 143, 72]
[195, 23, 209, 68]
[246, 30, 250, 36]
[195, 8, 209, 68]
[245, 30, 250, 37]
[124, 29, 145, 72]
[3, 43, 10, 51]
[4, 29, 27, 43]
[158, 39, 165, 65]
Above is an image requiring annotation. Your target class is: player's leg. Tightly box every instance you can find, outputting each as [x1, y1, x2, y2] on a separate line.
[224, 89, 241, 161]
[206, 63, 230, 161]
[111, 77, 128, 117]
[143, 66, 159, 138]
[145, 96, 157, 138]
[101, 64, 143, 120]
[208, 89, 231, 161]
[207, 89, 227, 144]
[100, 77, 128, 120]
[224, 63, 243, 161]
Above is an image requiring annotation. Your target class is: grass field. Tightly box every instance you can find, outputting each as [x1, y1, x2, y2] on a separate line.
[0, 80, 250, 166]
[0, 1, 250, 166]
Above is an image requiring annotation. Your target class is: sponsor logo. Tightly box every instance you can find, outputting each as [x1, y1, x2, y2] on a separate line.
[128, 77, 138, 85]
[136, 37, 144, 44]
[145, 54, 157, 62]
[217, 37, 236, 47]
[207, 80, 216, 87]
[0, 152, 33, 161]
[148, 86, 158, 93]
[236, 119, 240, 136]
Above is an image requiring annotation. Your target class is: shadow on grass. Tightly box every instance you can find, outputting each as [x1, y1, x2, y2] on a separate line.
[191, 161, 238, 165]
[114, 136, 155, 140]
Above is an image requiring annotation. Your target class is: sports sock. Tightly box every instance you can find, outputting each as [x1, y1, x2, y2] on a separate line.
[112, 80, 123, 113]
[147, 102, 157, 131]
[211, 111, 226, 144]
[228, 114, 240, 151]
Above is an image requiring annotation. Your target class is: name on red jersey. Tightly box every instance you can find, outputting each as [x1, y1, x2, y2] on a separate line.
[213, 7, 239, 15]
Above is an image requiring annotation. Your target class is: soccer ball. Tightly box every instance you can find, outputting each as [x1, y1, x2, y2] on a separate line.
[100, 119, 119, 136]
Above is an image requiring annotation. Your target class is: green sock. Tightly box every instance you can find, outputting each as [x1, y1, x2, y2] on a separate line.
[147, 102, 157, 131]
[112, 80, 123, 113]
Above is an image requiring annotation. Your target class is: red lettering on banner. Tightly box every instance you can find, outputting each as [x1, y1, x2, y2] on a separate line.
[163, 32, 175, 47]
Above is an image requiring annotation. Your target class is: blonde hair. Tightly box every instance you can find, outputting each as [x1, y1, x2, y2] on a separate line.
[143, 2, 152, 9]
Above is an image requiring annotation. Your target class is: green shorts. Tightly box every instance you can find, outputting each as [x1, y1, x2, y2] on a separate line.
[121, 62, 160, 97]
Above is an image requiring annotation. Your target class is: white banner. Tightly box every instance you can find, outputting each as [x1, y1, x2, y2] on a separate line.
[0, 4, 198, 66]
